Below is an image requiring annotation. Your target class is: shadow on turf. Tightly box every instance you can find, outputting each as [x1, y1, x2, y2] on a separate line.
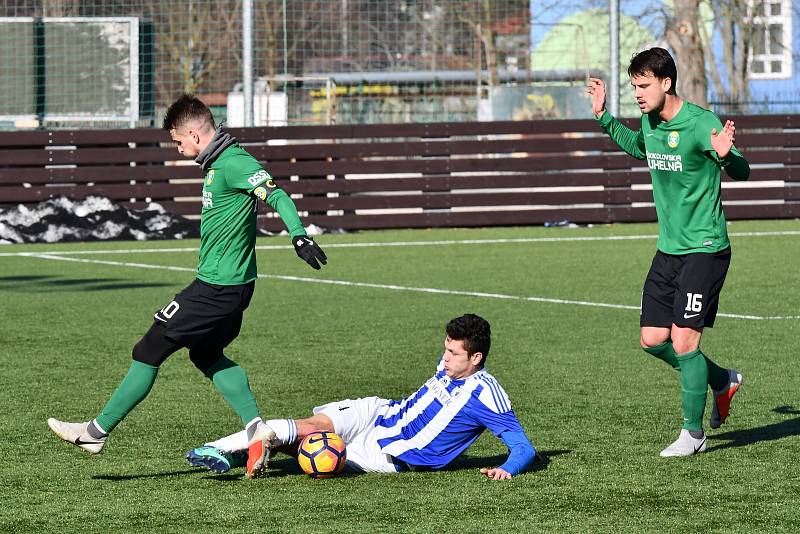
[0, 274, 172, 291]
[202, 450, 569, 481]
[93, 469, 199, 481]
[438, 449, 567, 474]
[707, 405, 800, 452]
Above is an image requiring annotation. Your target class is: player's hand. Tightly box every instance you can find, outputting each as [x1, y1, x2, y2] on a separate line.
[479, 467, 512, 480]
[293, 235, 327, 270]
[711, 120, 736, 159]
[587, 77, 607, 118]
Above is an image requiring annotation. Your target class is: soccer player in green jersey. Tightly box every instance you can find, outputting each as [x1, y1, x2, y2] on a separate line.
[587, 48, 749, 457]
[47, 95, 327, 477]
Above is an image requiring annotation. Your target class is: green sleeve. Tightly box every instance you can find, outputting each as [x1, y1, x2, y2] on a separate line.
[695, 113, 749, 181]
[264, 188, 306, 238]
[720, 153, 749, 181]
[596, 111, 646, 160]
[227, 154, 270, 192]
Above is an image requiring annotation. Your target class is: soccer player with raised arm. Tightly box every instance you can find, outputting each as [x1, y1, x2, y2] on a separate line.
[47, 95, 327, 478]
[587, 48, 749, 457]
[185, 314, 539, 479]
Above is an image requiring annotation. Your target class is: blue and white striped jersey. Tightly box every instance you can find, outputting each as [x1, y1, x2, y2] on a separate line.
[374, 356, 524, 469]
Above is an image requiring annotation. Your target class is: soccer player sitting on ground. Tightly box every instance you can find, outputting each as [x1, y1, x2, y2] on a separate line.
[47, 94, 327, 478]
[187, 314, 539, 480]
[587, 48, 749, 457]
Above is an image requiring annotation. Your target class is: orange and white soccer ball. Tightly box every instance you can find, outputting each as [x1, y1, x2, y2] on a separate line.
[297, 431, 347, 478]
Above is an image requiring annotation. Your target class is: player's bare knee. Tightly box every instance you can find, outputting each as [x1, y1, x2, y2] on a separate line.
[670, 326, 702, 354]
[640, 331, 669, 349]
[671, 338, 700, 355]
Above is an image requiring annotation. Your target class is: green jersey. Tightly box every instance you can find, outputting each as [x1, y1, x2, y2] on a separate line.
[597, 102, 749, 254]
[197, 143, 306, 285]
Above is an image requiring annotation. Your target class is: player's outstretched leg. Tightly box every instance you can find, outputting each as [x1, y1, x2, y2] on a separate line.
[47, 359, 160, 453]
[187, 446, 246, 473]
[710, 369, 743, 429]
[46, 419, 108, 454]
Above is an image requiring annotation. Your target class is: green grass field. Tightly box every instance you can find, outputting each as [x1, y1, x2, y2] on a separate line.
[1, 220, 799, 533]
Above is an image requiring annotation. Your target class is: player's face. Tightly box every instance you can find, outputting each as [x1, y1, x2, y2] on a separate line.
[170, 128, 201, 158]
[442, 337, 483, 379]
[630, 72, 670, 114]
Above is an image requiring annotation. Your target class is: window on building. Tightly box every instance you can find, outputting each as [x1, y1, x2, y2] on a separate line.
[749, 0, 792, 79]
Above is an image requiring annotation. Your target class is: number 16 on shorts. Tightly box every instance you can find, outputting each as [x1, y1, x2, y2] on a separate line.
[684, 293, 703, 319]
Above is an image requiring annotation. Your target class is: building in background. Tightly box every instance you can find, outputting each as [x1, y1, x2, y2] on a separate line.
[0, 1, 797, 128]
[531, 0, 800, 116]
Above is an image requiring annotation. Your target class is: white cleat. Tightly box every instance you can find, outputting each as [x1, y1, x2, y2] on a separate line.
[47, 418, 106, 454]
[660, 429, 707, 457]
[245, 421, 277, 479]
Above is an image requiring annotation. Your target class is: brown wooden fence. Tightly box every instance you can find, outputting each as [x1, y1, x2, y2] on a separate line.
[1, 115, 798, 232]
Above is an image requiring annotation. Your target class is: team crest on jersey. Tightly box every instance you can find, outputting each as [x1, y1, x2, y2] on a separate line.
[205, 169, 215, 186]
[667, 131, 680, 148]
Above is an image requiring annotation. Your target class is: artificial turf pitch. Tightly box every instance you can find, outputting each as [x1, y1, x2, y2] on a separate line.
[1, 220, 798, 533]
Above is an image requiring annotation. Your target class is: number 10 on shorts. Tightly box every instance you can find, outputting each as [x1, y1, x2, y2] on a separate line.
[685, 293, 703, 312]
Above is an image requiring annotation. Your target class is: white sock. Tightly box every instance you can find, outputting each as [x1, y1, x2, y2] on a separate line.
[264, 419, 297, 447]
[203, 419, 297, 452]
[205, 430, 248, 452]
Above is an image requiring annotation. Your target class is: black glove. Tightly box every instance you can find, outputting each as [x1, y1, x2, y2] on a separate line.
[293, 235, 327, 270]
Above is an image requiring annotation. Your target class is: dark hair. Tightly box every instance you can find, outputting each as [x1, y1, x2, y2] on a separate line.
[446, 314, 491, 360]
[628, 47, 678, 95]
[162, 94, 214, 131]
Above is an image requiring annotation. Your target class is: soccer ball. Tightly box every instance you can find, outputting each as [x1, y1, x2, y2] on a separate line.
[297, 431, 346, 478]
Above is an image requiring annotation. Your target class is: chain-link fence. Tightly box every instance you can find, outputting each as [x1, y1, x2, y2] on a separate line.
[0, 0, 597, 129]
[3, 1, 796, 130]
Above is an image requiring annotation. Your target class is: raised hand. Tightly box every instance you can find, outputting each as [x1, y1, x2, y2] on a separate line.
[587, 77, 607, 118]
[711, 120, 736, 159]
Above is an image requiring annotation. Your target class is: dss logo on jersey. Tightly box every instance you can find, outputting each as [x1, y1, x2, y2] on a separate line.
[247, 170, 273, 188]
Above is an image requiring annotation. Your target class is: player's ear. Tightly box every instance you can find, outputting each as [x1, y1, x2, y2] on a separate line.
[470, 351, 484, 367]
[662, 77, 672, 93]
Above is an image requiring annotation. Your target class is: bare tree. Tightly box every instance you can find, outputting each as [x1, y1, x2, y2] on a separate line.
[702, 0, 759, 112]
[145, 2, 241, 103]
[257, 0, 326, 88]
[664, 0, 708, 106]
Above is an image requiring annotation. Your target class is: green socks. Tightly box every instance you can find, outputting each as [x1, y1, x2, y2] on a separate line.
[643, 341, 680, 370]
[95, 360, 159, 433]
[205, 357, 261, 426]
[676, 349, 709, 432]
[643, 342, 728, 390]
[645, 342, 731, 432]
[704, 356, 729, 392]
[93, 357, 260, 433]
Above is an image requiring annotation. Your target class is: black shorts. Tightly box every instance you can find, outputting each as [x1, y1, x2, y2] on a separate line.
[153, 278, 255, 350]
[640, 248, 731, 329]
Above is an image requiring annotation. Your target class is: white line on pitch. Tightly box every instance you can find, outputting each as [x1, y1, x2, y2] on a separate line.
[1, 230, 799, 257]
[22, 253, 800, 321]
